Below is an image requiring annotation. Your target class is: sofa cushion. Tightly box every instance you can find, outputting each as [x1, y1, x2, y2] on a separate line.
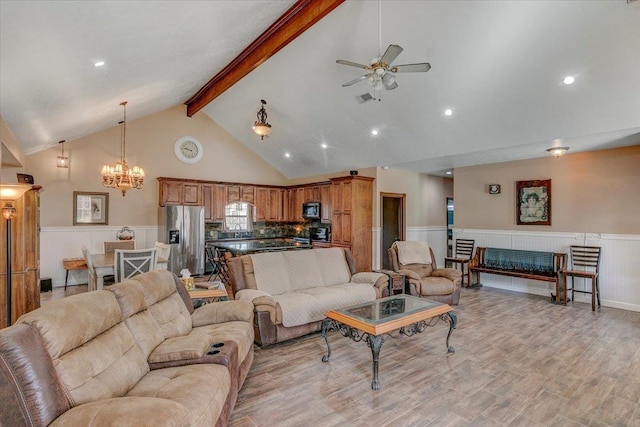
[418, 277, 456, 295]
[17, 291, 149, 406]
[130, 271, 193, 338]
[50, 396, 190, 427]
[274, 282, 376, 327]
[127, 364, 230, 427]
[107, 281, 165, 358]
[396, 241, 432, 265]
[249, 248, 352, 296]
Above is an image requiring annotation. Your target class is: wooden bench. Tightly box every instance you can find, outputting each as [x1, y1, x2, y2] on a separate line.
[469, 247, 567, 301]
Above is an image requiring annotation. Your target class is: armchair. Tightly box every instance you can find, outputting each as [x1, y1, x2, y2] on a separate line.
[388, 241, 462, 305]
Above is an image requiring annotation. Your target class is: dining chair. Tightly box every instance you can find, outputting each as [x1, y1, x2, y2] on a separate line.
[444, 239, 475, 287]
[114, 248, 158, 282]
[563, 245, 602, 311]
[154, 242, 171, 270]
[80, 245, 97, 291]
[104, 240, 135, 254]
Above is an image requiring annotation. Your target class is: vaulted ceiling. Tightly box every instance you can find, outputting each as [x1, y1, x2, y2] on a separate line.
[1, 1, 639, 178]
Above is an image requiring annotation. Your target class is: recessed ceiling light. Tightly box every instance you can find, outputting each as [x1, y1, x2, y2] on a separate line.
[284, 152, 290, 158]
[444, 109, 453, 116]
[321, 143, 327, 149]
[446, 171, 452, 175]
[371, 129, 378, 136]
[94, 61, 105, 67]
[382, 166, 389, 170]
[563, 76, 575, 85]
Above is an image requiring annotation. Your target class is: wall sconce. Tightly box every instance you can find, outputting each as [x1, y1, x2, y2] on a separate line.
[1, 183, 32, 326]
[546, 147, 570, 158]
[252, 99, 271, 140]
[56, 140, 69, 168]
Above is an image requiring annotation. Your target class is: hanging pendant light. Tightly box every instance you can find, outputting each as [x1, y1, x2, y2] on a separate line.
[100, 101, 145, 196]
[252, 99, 271, 140]
[56, 140, 69, 168]
[546, 147, 570, 158]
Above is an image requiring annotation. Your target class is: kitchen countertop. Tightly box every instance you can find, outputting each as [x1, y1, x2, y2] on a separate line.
[209, 238, 312, 255]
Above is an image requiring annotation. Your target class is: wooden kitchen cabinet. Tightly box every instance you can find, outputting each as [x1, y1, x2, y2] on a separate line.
[320, 183, 331, 223]
[227, 185, 255, 204]
[255, 187, 284, 222]
[158, 179, 202, 206]
[287, 187, 305, 222]
[304, 185, 321, 202]
[330, 176, 373, 272]
[1, 186, 41, 328]
[203, 183, 226, 222]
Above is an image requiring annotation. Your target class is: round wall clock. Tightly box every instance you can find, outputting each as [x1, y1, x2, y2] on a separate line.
[489, 184, 501, 194]
[174, 136, 203, 164]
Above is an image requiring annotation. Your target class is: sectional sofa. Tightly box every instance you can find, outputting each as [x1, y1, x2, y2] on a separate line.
[0, 270, 254, 427]
[228, 247, 388, 346]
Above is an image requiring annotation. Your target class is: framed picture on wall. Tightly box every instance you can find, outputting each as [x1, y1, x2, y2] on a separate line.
[516, 179, 551, 225]
[73, 191, 109, 225]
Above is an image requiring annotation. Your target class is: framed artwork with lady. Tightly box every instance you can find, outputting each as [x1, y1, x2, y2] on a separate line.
[516, 179, 551, 225]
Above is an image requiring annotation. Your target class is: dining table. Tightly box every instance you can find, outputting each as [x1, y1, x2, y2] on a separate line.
[90, 253, 169, 291]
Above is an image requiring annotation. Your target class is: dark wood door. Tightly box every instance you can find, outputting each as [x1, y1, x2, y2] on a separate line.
[381, 193, 405, 270]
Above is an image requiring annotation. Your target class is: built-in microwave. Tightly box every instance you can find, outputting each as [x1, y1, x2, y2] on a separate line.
[302, 202, 321, 219]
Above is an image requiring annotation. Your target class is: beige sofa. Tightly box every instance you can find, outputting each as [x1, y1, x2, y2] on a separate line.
[0, 270, 254, 427]
[227, 247, 388, 346]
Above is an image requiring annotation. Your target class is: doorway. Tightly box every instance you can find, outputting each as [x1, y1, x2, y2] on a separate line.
[380, 193, 406, 270]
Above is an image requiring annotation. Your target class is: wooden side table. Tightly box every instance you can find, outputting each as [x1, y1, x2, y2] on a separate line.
[62, 258, 88, 290]
[374, 270, 406, 296]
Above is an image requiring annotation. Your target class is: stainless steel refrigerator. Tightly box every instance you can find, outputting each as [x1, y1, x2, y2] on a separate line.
[158, 206, 204, 276]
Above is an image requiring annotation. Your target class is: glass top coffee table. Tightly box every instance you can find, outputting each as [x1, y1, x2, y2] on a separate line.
[321, 295, 457, 390]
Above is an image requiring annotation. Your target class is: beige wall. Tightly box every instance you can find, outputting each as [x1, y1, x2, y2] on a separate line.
[1, 114, 27, 180]
[18, 105, 291, 227]
[374, 167, 453, 227]
[454, 145, 640, 234]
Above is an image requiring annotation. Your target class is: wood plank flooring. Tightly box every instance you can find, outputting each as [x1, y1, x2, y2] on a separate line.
[42, 285, 640, 426]
[229, 287, 640, 427]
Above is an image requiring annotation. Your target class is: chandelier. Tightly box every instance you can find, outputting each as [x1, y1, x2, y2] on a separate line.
[100, 101, 145, 196]
[252, 99, 271, 140]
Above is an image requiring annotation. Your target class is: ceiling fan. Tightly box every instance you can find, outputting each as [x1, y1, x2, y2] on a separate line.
[336, 1, 431, 102]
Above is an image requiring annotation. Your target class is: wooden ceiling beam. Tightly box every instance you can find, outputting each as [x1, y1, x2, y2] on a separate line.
[185, 0, 344, 117]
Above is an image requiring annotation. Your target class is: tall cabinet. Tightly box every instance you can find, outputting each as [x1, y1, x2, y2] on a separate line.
[0, 186, 41, 328]
[330, 176, 373, 272]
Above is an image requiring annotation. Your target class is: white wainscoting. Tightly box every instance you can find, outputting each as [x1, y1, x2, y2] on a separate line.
[372, 226, 448, 270]
[453, 228, 640, 312]
[40, 226, 159, 287]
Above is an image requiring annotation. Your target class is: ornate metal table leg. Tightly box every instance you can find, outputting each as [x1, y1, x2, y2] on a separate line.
[321, 318, 332, 362]
[367, 335, 384, 390]
[446, 312, 457, 354]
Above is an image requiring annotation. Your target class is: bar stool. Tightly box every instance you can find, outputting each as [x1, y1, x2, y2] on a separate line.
[562, 245, 601, 311]
[205, 247, 230, 285]
[444, 239, 475, 287]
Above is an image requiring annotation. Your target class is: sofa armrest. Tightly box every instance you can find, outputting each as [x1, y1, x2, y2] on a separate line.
[432, 268, 463, 281]
[236, 289, 279, 325]
[350, 272, 389, 298]
[397, 269, 421, 281]
[191, 300, 254, 328]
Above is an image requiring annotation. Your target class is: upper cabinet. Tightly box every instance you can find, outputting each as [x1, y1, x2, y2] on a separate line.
[203, 183, 226, 222]
[158, 179, 202, 206]
[227, 185, 255, 204]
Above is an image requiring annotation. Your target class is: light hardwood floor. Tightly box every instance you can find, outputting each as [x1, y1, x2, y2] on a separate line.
[43, 285, 640, 426]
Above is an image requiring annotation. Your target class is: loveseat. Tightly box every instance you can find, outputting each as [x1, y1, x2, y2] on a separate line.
[388, 241, 462, 305]
[0, 270, 254, 427]
[227, 247, 388, 346]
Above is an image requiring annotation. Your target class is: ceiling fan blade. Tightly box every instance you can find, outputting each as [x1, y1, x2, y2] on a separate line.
[391, 62, 431, 73]
[380, 44, 403, 66]
[342, 74, 370, 87]
[336, 59, 372, 70]
[382, 73, 398, 90]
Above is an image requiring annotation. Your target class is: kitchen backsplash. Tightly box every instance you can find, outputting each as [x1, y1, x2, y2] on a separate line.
[205, 221, 330, 240]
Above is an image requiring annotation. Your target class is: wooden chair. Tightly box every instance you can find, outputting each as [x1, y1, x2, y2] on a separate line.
[563, 245, 602, 311]
[81, 245, 114, 290]
[114, 248, 158, 282]
[154, 242, 171, 270]
[444, 239, 475, 287]
[104, 240, 135, 254]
